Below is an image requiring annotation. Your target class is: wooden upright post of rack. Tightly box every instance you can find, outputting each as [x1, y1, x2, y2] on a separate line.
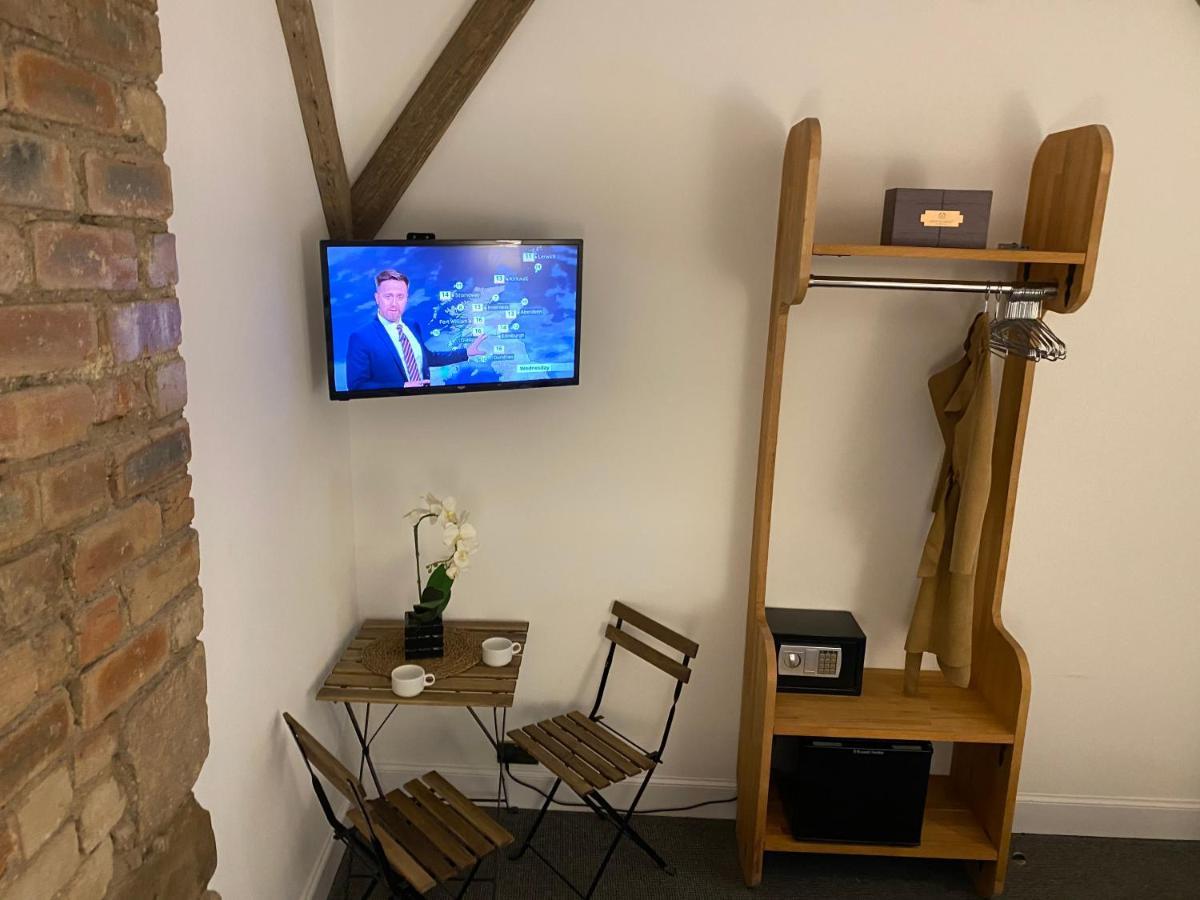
[735, 117, 1111, 897]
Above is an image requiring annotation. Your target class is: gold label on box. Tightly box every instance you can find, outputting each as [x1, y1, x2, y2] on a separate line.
[920, 209, 964, 227]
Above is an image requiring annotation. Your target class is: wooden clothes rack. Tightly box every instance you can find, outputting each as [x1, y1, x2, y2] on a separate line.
[735, 118, 1112, 897]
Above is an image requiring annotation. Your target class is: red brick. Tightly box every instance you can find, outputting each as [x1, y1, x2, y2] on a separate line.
[154, 475, 193, 534]
[0, 472, 40, 552]
[0, 817, 15, 879]
[32, 222, 137, 291]
[0, 692, 72, 805]
[0, 127, 73, 211]
[39, 451, 109, 530]
[106, 299, 180, 363]
[92, 374, 146, 424]
[71, 0, 162, 78]
[0, 222, 31, 294]
[0, 304, 98, 377]
[123, 85, 166, 153]
[0, 383, 95, 461]
[33, 620, 72, 692]
[80, 623, 168, 727]
[0, 640, 38, 730]
[0, 0, 72, 43]
[77, 592, 123, 666]
[9, 47, 119, 131]
[147, 232, 177, 287]
[71, 500, 161, 596]
[125, 530, 198, 626]
[113, 423, 189, 498]
[149, 357, 186, 417]
[83, 152, 172, 219]
[0, 544, 63, 630]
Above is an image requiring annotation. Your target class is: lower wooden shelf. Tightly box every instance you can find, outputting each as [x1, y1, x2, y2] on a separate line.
[765, 775, 998, 861]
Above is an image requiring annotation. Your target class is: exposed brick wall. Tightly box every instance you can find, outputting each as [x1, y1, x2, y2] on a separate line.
[0, 2, 215, 897]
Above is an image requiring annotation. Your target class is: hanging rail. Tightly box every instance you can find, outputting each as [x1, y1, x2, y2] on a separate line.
[808, 274, 1057, 299]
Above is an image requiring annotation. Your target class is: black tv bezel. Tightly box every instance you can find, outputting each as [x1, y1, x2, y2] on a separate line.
[320, 238, 583, 401]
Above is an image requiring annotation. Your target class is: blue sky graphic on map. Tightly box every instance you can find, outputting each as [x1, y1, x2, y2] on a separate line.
[326, 243, 579, 391]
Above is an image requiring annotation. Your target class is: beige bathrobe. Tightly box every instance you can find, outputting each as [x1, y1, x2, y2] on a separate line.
[905, 313, 994, 688]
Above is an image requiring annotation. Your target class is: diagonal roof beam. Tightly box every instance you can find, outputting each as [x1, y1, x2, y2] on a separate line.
[350, 0, 537, 239]
[276, 0, 354, 240]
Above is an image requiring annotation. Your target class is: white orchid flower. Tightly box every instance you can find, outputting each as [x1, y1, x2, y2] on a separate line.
[442, 523, 460, 547]
[439, 496, 458, 525]
[452, 546, 471, 570]
[446, 563, 459, 579]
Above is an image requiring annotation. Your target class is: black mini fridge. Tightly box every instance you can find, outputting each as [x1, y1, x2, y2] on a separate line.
[773, 736, 933, 846]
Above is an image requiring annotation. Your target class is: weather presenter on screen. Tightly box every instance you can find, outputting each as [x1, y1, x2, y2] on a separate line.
[345, 269, 487, 390]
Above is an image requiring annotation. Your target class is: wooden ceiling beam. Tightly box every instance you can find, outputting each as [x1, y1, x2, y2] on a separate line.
[350, 0, 537, 239]
[276, 0, 354, 240]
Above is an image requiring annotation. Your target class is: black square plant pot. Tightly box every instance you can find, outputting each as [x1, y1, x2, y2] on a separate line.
[404, 612, 444, 660]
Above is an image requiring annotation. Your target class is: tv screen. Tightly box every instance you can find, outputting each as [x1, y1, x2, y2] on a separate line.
[321, 239, 582, 399]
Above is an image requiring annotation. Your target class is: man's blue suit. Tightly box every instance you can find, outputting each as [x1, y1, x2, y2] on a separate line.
[345, 317, 468, 390]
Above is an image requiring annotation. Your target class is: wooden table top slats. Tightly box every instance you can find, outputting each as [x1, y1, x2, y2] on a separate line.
[317, 619, 528, 708]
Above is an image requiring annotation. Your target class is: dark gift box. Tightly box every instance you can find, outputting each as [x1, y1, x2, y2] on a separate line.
[881, 188, 992, 249]
[404, 612, 444, 659]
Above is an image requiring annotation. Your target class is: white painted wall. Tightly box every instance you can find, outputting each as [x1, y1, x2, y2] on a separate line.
[159, 2, 358, 898]
[330, 0, 1200, 834]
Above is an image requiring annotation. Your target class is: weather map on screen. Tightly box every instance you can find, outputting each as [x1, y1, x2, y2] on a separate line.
[322, 241, 581, 398]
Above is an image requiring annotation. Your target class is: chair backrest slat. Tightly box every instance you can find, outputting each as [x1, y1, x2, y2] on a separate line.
[283, 712, 363, 806]
[604, 624, 691, 684]
[611, 600, 699, 658]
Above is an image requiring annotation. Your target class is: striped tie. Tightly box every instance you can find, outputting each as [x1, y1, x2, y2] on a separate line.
[397, 326, 421, 382]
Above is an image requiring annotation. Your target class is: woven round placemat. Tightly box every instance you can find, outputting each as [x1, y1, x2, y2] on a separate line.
[361, 626, 480, 679]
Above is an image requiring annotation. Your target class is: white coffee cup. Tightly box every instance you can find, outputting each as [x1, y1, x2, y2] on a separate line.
[481, 637, 523, 668]
[391, 664, 436, 698]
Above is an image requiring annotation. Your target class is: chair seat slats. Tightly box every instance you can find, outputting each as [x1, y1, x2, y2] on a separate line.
[567, 711, 656, 771]
[539, 718, 625, 783]
[508, 729, 595, 796]
[523, 723, 611, 790]
[405, 781, 494, 857]
[551, 715, 641, 777]
[347, 808, 437, 895]
[420, 771, 515, 849]
[367, 799, 457, 883]
[384, 790, 476, 872]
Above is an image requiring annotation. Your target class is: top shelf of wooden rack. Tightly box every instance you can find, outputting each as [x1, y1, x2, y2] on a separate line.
[812, 244, 1087, 265]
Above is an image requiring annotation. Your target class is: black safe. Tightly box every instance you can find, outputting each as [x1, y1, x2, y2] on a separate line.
[766, 607, 865, 695]
[773, 736, 933, 846]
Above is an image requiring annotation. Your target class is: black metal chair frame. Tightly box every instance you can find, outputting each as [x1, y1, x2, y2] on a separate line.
[284, 716, 494, 900]
[508, 609, 694, 899]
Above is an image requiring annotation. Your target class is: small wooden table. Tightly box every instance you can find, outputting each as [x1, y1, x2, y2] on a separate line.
[317, 618, 530, 806]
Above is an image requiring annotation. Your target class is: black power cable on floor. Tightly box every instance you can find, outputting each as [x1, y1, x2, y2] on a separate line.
[503, 764, 737, 814]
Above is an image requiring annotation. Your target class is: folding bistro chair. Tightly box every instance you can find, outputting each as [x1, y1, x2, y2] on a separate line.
[506, 601, 699, 898]
[283, 713, 512, 899]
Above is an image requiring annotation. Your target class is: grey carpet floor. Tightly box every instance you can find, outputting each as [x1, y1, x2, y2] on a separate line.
[328, 808, 1200, 899]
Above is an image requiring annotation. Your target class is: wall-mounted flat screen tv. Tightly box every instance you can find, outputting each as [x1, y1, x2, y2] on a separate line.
[321, 239, 582, 399]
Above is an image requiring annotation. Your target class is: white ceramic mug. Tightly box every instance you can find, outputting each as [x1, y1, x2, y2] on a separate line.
[481, 637, 523, 668]
[391, 664, 436, 698]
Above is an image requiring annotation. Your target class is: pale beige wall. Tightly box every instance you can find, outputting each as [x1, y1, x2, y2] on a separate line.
[330, 0, 1200, 830]
[159, 1, 359, 896]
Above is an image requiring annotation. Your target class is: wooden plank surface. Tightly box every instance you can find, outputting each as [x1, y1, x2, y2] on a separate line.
[318, 619, 527, 707]
[772, 669, 1014, 744]
[347, 808, 436, 894]
[611, 600, 699, 657]
[604, 625, 691, 683]
[552, 715, 640, 777]
[523, 724, 610, 789]
[350, 0, 537, 238]
[508, 729, 594, 796]
[419, 772, 513, 848]
[383, 790, 475, 871]
[565, 712, 654, 771]
[812, 243, 1085, 264]
[274, 0, 353, 239]
[405, 780, 492, 857]
[764, 776, 997, 860]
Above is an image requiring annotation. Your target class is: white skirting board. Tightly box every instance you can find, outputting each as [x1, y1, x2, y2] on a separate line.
[300, 763, 1200, 899]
